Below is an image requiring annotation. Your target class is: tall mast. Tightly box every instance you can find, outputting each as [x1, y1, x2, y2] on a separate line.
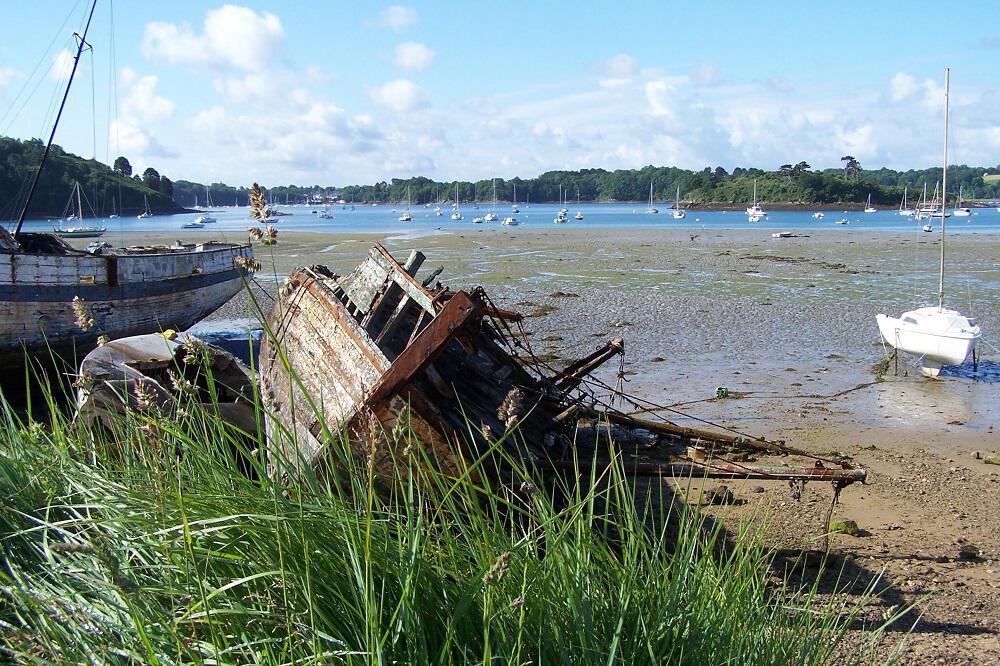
[75, 182, 83, 221]
[14, 0, 98, 236]
[938, 68, 950, 311]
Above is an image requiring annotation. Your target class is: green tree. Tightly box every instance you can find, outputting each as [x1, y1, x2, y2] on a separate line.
[840, 155, 860, 180]
[142, 167, 161, 190]
[158, 176, 173, 198]
[113, 156, 132, 177]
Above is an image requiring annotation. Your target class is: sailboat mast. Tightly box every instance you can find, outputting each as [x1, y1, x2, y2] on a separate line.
[14, 0, 98, 236]
[75, 182, 83, 221]
[938, 68, 950, 311]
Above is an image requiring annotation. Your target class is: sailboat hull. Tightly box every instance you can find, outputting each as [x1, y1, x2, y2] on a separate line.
[876, 310, 980, 373]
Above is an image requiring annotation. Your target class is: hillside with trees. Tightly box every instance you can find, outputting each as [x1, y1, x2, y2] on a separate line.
[3, 134, 998, 214]
[0, 137, 184, 220]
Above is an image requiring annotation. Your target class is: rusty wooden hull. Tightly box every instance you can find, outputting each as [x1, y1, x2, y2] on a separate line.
[0, 235, 252, 365]
[261, 245, 563, 482]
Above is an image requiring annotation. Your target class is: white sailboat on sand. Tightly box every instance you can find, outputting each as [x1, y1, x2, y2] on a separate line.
[876, 69, 981, 378]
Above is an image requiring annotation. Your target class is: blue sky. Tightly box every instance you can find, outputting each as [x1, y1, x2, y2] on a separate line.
[1, 1, 998, 186]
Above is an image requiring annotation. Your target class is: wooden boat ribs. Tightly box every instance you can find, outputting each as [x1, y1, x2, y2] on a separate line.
[261, 243, 867, 491]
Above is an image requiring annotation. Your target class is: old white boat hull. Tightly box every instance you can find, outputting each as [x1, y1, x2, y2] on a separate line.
[0, 236, 252, 365]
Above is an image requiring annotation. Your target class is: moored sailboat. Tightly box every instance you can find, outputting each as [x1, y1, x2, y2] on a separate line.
[54, 182, 106, 238]
[746, 179, 766, 222]
[898, 187, 915, 216]
[672, 186, 686, 220]
[876, 69, 981, 377]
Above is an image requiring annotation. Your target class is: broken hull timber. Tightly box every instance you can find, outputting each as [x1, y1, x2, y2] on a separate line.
[0, 236, 253, 365]
[261, 244, 867, 491]
[261, 245, 565, 483]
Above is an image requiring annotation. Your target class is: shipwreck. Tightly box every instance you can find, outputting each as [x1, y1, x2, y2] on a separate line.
[259, 243, 866, 495]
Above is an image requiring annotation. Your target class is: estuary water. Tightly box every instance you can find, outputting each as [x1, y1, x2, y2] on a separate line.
[11, 203, 1000, 237]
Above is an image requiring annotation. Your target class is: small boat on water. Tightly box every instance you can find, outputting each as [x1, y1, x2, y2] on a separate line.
[194, 214, 217, 224]
[137, 194, 153, 219]
[501, 216, 519, 226]
[512, 184, 520, 213]
[54, 182, 106, 238]
[746, 179, 766, 222]
[952, 185, 971, 217]
[922, 223, 933, 232]
[864, 193, 877, 213]
[483, 179, 499, 222]
[898, 187, 915, 216]
[812, 212, 825, 219]
[398, 186, 413, 221]
[181, 220, 205, 229]
[645, 181, 658, 214]
[450, 183, 463, 220]
[54, 226, 107, 238]
[672, 186, 686, 220]
[876, 69, 981, 378]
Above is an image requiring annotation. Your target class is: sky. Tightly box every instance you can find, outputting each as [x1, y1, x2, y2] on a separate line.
[1, 1, 998, 186]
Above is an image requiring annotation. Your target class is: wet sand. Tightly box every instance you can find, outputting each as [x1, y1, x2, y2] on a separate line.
[91, 226, 1000, 662]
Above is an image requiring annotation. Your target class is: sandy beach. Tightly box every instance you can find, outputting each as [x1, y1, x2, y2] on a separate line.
[84, 226, 1000, 663]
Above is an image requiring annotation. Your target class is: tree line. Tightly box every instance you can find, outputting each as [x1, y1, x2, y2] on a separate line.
[3, 135, 998, 218]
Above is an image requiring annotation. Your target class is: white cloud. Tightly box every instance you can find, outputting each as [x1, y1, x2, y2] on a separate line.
[689, 63, 720, 87]
[889, 72, 918, 101]
[110, 118, 174, 158]
[376, 5, 418, 31]
[393, 42, 435, 71]
[594, 53, 638, 87]
[596, 53, 638, 78]
[120, 67, 175, 122]
[142, 5, 286, 71]
[186, 93, 383, 180]
[645, 79, 677, 119]
[50, 48, 74, 81]
[369, 79, 429, 113]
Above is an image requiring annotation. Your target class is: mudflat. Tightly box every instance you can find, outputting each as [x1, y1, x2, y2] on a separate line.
[102, 226, 1000, 663]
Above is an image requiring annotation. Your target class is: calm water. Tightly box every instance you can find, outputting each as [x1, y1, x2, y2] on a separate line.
[10, 203, 1000, 236]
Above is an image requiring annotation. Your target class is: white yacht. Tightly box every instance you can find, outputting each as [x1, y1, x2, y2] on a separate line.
[645, 181, 658, 214]
[898, 187, 915, 216]
[672, 186, 686, 219]
[876, 69, 981, 377]
[952, 185, 971, 217]
[864, 193, 877, 213]
[483, 179, 499, 221]
[746, 179, 766, 221]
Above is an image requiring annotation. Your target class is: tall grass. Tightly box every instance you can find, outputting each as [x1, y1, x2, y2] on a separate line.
[0, 364, 894, 664]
